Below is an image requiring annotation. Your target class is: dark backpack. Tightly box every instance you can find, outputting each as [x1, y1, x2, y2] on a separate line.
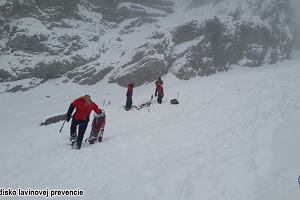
[170, 99, 179, 105]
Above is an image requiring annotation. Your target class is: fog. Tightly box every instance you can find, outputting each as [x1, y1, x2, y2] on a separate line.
[289, 0, 300, 24]
[289, 0, 300, 48]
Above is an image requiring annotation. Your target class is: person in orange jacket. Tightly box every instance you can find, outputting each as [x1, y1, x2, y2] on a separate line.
[66, 95, 101, 149]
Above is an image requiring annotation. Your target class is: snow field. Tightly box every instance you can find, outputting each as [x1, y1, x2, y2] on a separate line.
[1, 57, 300, 199]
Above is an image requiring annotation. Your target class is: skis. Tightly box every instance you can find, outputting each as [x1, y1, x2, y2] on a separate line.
[131, 95, 154, 111]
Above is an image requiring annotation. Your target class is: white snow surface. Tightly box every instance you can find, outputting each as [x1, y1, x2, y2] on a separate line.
[117, 2, 167, 16]
[77, 5, 103, 22]
[1, 53, 300, 199]
[171, 36, 205, 58]
[9, 17, 50, 38]
[0, 0, 6, 6]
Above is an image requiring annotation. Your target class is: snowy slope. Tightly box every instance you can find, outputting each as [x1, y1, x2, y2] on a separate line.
[1, 53, 300, 199]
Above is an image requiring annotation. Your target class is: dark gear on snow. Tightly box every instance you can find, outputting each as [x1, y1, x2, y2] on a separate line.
[170, 99, 179, 104]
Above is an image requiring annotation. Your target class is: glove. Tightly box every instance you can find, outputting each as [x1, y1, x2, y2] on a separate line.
[66, 115, 71, 122]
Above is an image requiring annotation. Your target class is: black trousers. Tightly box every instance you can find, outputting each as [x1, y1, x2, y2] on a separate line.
[125, 96, 133, 110]
[157, 94, 163, 104]
[70, 119, 88, 148]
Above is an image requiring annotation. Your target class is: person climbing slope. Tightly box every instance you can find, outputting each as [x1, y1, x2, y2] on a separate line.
[66, 95, 101, 149]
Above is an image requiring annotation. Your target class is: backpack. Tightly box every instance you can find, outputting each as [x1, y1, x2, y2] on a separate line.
[170, 99, 179, 105]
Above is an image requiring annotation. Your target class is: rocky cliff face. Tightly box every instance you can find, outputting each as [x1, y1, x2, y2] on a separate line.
[0, 0, 294, 92]
[168, 0, 293, 79]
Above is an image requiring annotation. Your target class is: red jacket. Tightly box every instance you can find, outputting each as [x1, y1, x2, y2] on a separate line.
[155, 83, 164, 96]
[71, 98, 101, 121]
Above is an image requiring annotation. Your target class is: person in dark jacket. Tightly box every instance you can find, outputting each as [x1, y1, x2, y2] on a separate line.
[125, 83, 134, 111]
[155, 81, 164, 104]
[66, 95, 101, 149]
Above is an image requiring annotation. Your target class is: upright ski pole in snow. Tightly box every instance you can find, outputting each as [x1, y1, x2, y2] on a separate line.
[148, 95, 153, 112]
[59, 119, 66, 133]
[177, 91, 180, 100]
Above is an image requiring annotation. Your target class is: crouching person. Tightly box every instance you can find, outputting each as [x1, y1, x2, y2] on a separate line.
[66, 95, 101, 149]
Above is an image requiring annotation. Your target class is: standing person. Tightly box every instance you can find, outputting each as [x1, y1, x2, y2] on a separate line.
[125, 83, 134, 111]
[66, 95, 101, 149]
[155, 81, 164, 104]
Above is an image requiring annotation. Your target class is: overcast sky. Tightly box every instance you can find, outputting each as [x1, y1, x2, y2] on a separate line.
[289, 0, 300, 47]
[290, 0, 300, 24]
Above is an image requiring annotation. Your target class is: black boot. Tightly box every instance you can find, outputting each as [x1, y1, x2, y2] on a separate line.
[74, 141, 81, 150]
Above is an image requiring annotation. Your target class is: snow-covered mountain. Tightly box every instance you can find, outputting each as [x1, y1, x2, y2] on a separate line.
[0, 0, 295, 92]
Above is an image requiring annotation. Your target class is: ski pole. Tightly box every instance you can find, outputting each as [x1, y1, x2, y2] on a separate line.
[59, 119, 66, 133]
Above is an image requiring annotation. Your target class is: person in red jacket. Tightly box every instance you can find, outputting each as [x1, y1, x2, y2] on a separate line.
[66, 95, 101, 149]
[155, 81, 164, 104]
[125, 83, 134, 111]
